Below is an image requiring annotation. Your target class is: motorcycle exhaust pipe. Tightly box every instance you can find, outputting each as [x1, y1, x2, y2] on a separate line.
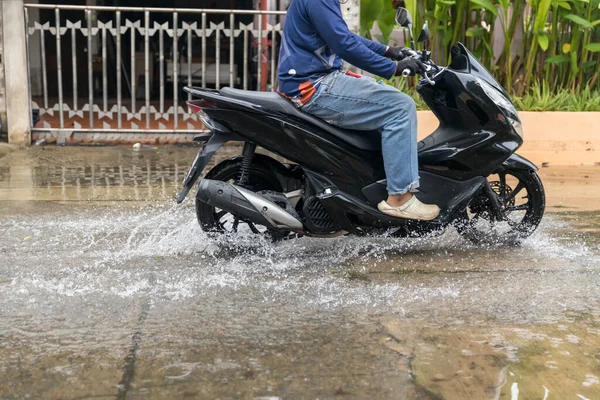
[196, 179, 304, 232]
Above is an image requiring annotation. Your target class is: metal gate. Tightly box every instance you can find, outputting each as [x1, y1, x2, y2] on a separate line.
[23, 4, 286, 145]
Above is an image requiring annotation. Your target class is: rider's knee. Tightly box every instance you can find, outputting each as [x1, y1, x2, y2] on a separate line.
[389, 91, 417, 118]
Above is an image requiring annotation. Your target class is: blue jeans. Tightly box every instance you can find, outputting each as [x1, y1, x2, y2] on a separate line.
[301, 71, 419, 195]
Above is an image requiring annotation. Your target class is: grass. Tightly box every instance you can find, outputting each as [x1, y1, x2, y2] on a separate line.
[513, 83, 600, 112]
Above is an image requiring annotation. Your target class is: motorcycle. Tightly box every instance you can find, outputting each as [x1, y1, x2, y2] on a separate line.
[177, 7, 545, 245]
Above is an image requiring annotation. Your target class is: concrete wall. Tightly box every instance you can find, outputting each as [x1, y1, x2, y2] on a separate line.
[25, 0, 42, 97]
[417, 111, 600, 166]
[1, 0, 31, 146]
[0, 7, 7, 140]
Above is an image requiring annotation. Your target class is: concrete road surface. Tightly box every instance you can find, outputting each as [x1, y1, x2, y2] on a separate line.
[1, 145, 599, 399]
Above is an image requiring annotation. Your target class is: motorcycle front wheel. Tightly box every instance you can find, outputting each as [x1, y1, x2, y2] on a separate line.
[456, 168, 545, 246]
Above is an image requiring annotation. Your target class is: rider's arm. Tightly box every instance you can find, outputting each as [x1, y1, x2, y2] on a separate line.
[307, 0, 397, 79]
[352, 33, 388, 56]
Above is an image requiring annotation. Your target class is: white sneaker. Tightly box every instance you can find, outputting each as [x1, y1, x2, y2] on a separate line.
[377, 196, 440, 221]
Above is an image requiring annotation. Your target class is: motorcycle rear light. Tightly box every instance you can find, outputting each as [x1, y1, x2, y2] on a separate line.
[187, 100, 217, 114]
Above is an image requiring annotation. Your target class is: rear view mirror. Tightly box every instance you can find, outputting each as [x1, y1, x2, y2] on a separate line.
[417, 24, 430, 43]
[395, 7, 412, 28]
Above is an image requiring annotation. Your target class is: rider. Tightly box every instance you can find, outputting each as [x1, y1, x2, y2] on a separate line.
[277, 0, 440, 221]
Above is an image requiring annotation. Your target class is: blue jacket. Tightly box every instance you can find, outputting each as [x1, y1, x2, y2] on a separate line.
[277, 0, 397, 107]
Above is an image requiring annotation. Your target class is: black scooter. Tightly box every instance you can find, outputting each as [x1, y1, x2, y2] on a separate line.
[177, 7, 545, 245]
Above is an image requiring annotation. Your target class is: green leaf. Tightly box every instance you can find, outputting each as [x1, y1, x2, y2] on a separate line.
[498, 0, 510, 11]
[466, 27, 487, 37]
[360, 0, 384, 34]
[558, 1, 571, 8]
[581, 60, 598, 71]
[585, 43, 600, 52]
[437, 0, 456, 4]
[564, 14, 593, 28]
[592, 19, 600, 26]
[469, 0, 499, 16]
[376, 7, 397, 42]
[544, 54, 569, 63]
[534, 0, 552, 32]
[537, 32, 550, 50]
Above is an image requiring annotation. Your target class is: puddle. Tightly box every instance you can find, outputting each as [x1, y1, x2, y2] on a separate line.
[383, 315, 600, 400]
[1, 146, 600, 398]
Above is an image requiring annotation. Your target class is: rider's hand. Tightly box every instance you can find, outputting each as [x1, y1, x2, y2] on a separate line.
[394, 58, 426, 76]
[385, 46, 411, 61]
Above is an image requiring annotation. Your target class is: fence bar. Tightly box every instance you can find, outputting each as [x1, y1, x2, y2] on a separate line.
[25, 8, 33, 127]
[102, 23, 108, 112]
[201, 13, 206, 88]
[270, 22, 276, 92]
[229, 13, 234, 87]
[144, 11, 150, 129]
[173, 12, 178, 129]
[116, 11, 122, 129]
[40, 27, 49, 109]
[257, 15, 262, 91]
[187, 22, 192, 100]
[86, 10, 93, 128]
[215, 23, 220, 90]
[159, 23, 164, 114]
[243, 25, 248, 90]
[55, 8, 64, 129]
[71, 20, 78, 109]
[130, 19, 136, 114]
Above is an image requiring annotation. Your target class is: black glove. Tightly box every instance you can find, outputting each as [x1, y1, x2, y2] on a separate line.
[395, 58, 425, 76]
[385, 46, 411, 61]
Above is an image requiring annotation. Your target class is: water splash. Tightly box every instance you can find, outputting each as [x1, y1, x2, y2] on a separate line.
[2, 204, 599, 321]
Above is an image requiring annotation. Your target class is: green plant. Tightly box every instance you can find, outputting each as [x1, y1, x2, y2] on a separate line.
[360, 0, 398, 43]
[513, 81, 600, 110]
[361, 0, 600, 96]
[387, 78, 600, 111]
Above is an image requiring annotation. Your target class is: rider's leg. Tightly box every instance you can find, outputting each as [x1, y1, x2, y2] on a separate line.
[301, 71, 439, 220]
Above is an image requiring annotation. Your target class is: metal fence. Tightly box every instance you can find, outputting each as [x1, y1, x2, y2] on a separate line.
[23, 4, 286, 144]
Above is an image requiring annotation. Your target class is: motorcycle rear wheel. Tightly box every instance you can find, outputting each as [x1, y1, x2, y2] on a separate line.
[456, 169, 545, 245]
[195, 159, 290, 240]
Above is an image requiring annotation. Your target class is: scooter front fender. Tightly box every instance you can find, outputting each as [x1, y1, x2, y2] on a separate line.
[176, 131, 243, 203]
[501, 153, 538, 172]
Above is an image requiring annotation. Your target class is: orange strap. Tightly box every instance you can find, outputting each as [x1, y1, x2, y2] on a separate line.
[345, 71, 362, 78]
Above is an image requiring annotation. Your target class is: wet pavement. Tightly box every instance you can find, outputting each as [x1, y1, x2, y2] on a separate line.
[1, 144, 600, 399]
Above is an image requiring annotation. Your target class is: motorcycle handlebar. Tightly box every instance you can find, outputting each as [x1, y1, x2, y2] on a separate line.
[401, 50, 439, 85]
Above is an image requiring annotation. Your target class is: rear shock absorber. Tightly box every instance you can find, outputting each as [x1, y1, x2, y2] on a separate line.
[236, 142, 257, 187]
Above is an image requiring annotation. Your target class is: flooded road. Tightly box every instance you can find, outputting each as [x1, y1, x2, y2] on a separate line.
[1, 145, 600, 399]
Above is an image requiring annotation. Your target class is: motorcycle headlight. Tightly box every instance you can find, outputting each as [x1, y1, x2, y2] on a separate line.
[508, 117, 523, 138]
[475, 77, 523, 138]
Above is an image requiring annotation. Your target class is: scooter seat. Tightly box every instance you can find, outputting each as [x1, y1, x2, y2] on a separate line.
[220, 87, 382, 152]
